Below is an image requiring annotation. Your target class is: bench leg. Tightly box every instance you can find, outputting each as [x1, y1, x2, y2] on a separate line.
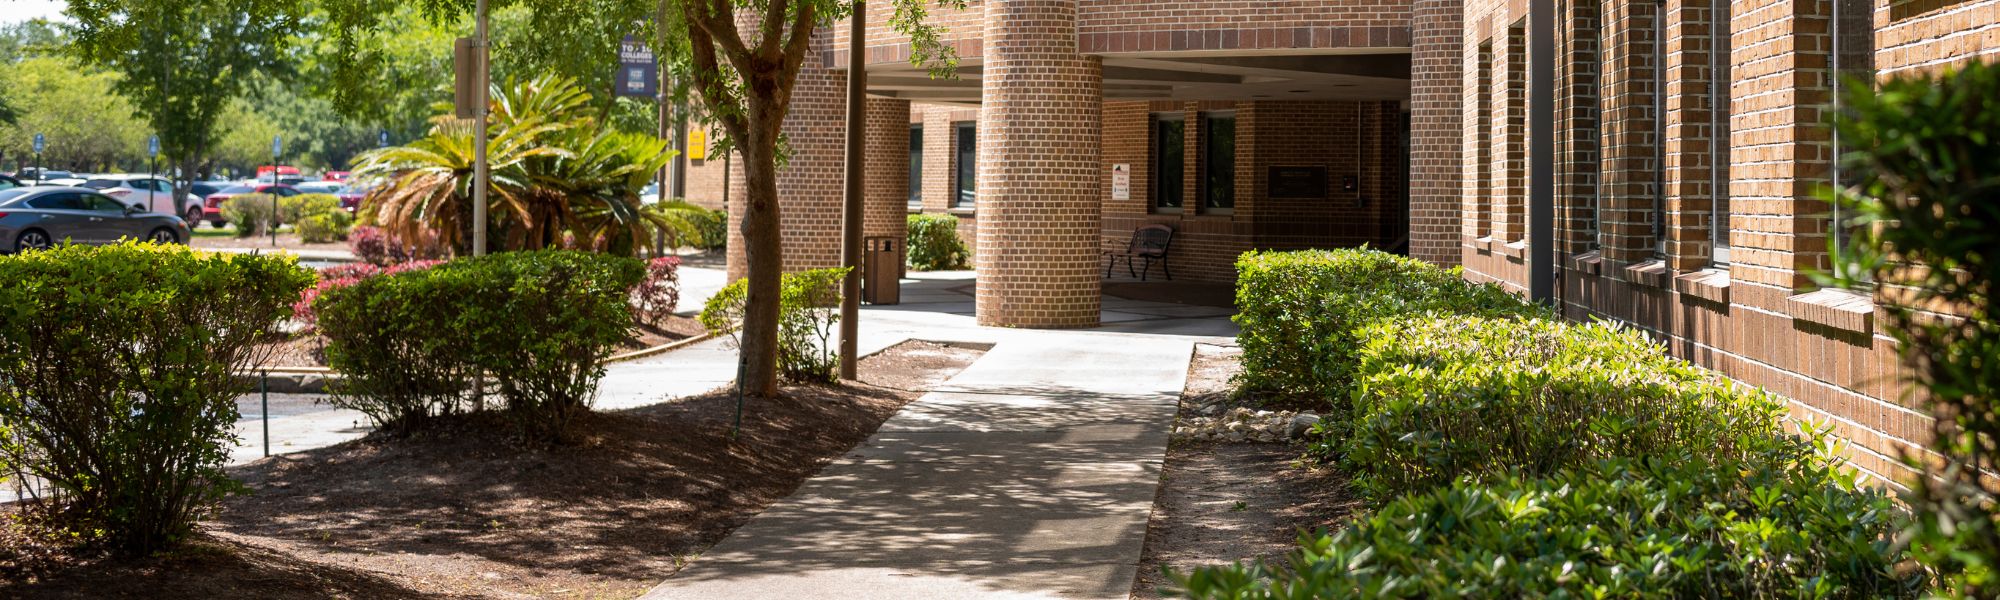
[1104, 253, 1114, 279]
[1127, 255, 1139, 279]
[1163, 258, 1172, 281]
[1139, 256, 1153, 281]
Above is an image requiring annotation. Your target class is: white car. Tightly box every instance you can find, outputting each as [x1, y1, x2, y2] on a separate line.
[80, 175, 204, 224]
[294, 181, 343, 195]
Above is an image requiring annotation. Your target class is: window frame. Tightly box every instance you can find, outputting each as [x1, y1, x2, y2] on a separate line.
[952, 121, 976, 208]
[1197, 111, 1237, 215]
[1150, 112, 1186, 214]
[908, 125, 924, 209]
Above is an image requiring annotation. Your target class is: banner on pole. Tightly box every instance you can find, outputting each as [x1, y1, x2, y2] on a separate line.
[615, 35, 658, 98]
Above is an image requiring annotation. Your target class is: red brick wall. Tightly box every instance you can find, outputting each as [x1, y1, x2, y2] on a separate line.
[725, 29, 851, 281]
[1407, 0, 1463, 265]
[1445, 0, 1994, 486]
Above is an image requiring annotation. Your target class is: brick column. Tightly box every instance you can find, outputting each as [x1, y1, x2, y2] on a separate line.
[864, 97, 912, 241]
[726, 29, 848, 281]
[975, 0, 1103, 328]
[1730, 0, 1833, 290]
[1408, 0, 1464, 266]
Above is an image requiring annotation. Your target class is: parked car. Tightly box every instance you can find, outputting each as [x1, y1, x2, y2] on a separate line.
[81, 175, 206, 224]
[323, 171, 351, 182]
[14, 169, 74, 182]
[294, 181, 342, 195]
[334, 185, 370, 213]
[201, 184, 300, 228]
[0, 187, 192, 253]
[0, 175, 20, 190]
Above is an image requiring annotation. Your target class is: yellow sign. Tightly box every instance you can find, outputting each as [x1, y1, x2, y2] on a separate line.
[687, 130, 708, 160]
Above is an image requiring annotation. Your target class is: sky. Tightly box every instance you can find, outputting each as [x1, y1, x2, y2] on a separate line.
[2, 1, 69, 25]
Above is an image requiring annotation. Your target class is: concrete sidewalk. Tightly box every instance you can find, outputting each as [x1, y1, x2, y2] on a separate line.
[643, 272, 1233, 600]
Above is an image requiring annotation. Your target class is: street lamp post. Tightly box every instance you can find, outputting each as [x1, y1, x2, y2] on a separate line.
[472, 0, 491, 257]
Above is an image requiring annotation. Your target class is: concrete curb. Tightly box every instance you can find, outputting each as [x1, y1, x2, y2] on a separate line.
[237, 333, 719, 394]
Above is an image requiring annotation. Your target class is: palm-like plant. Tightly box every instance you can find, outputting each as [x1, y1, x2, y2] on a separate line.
[350, 74, 676, 256]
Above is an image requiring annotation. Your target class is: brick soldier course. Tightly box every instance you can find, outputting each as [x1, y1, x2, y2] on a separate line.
[661, 0, 1997, 486]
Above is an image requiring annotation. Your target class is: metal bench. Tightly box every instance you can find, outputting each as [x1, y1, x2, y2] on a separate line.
[1105, 224, 1174, 281]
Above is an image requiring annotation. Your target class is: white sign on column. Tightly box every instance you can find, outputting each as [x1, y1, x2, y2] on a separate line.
[1111, 163, 1130, 201]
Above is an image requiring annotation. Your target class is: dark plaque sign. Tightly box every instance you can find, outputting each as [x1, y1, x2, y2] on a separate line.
[1268, 166, 1328, 199]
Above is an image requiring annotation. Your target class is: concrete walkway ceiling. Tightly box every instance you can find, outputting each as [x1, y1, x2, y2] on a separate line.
[862, 50, 1413, 105]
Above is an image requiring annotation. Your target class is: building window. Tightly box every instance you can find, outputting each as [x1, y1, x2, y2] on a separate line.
[908, 125, 923, 208]
[1830, 0, 1873, 270]
[1152, 113, 1185, 213]
[1476, 41, 1494, 239]
[1200, 112, 1235, 213]
[1711, 1, 1732, 265]
[1651, 2, 1667, 257]
[1504, 23, 1526, 241]
[953, 122, 976, 207]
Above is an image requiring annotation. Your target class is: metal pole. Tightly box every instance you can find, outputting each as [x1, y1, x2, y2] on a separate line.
[270, 160, 279, 246]
[260, 371, 271, 458]
[1528, 0, 1556, 304]
[838, 0, 865, 380]
[472, 0, 491, 257]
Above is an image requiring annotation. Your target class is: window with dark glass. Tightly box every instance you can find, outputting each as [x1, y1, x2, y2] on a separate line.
[1200, 113, 1235, 213]
[1830, 0, 1873, 274]
[1152, 114, 1184, 212]
[909, 125, 923, 208]
[953, 122, 976, 207]
[1711, 1, 1733, 265]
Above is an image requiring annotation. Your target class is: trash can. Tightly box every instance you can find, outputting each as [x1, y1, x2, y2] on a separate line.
[863, 236, 903, 305]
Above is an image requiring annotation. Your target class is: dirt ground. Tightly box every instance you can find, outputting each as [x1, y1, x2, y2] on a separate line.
[3, 340, 983, 599]
[1128, 344, 1360, 599]
[255, 317, 709, 369]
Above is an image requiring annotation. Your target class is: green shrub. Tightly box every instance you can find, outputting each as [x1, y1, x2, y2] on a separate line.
[222, 193, 279, 237]
[699, 268, 851, 383]
[0, 242, 313, 556]
[1232, 249, 1543, 409]
[318, 250, 644, 443]
[645, 200, 727, 251]
[907, 213, 970, 271]
[1172, 433, 1926, 599]
[280, 193, 344, 223]
[1331, 314, 1789, 499]
[1828, 58, 2000, 596]
[297, 212, 356, 243]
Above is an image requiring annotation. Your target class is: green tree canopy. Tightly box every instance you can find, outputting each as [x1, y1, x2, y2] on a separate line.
[0, 55, 147, 173]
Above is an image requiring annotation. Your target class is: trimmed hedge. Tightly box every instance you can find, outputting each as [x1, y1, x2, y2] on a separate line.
[699, 268, 850, 383]
[1187, 248, 1930, 598]
[1333, 314, 1789, 499]
[0, 242, 313, 556]
[907, 213, 970, 271]
[1174, 438, 1923, 599]
[317, 250, 644, 443]
[1232, 249, 1544, 409]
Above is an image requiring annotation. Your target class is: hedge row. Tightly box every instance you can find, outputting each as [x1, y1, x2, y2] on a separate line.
[698, 268, 850, 383]
[0, 242, 313, 556]
[316, 250, 645, 444]
[1178, 249, 1925, 598]
[907, 213, 970, 271]
[1231, 248, 1544, 410]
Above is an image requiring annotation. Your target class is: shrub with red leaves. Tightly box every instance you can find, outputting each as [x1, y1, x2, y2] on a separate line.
[293, 260, 444, 328]
[630, 256, 682, 328]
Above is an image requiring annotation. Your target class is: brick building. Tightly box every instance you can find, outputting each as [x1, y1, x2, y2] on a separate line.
[667, 0, 1997, 483]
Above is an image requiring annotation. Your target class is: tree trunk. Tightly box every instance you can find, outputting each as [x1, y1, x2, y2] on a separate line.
[736, 113, 785, 397]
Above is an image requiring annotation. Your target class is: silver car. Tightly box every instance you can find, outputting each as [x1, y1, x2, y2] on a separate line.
[0, 187, 192, 253]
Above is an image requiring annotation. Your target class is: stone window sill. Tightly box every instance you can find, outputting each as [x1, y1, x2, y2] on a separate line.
[1568, 251, 1603, 276]
[1673, 268, 1731, 305]
[1784, 288, 1875, 334]
[1498, 240, 1527, 259]
[1470, 236, 1496, 254]
[1623, 259, 1670, 289]
[907, 205, 925, 214]
[948, 206, 977, 217]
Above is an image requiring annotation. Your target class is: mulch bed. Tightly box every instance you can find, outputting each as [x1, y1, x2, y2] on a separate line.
[3, 340, 984, 599]
[1129, 343, 1361, 599]
[255, 316, 709, 370]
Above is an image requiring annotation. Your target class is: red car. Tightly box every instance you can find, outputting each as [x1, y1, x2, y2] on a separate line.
[323, 171, 352, 182]
[202, 184, 300, 228]
[334, 185, 370, 213]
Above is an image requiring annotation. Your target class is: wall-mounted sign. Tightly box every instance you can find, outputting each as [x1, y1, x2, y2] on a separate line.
[1268, 166, 1328, 199]
[686, 129, 708, 160]
[615, 35, 658, 98]
[1111, 163, 1131, 200]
